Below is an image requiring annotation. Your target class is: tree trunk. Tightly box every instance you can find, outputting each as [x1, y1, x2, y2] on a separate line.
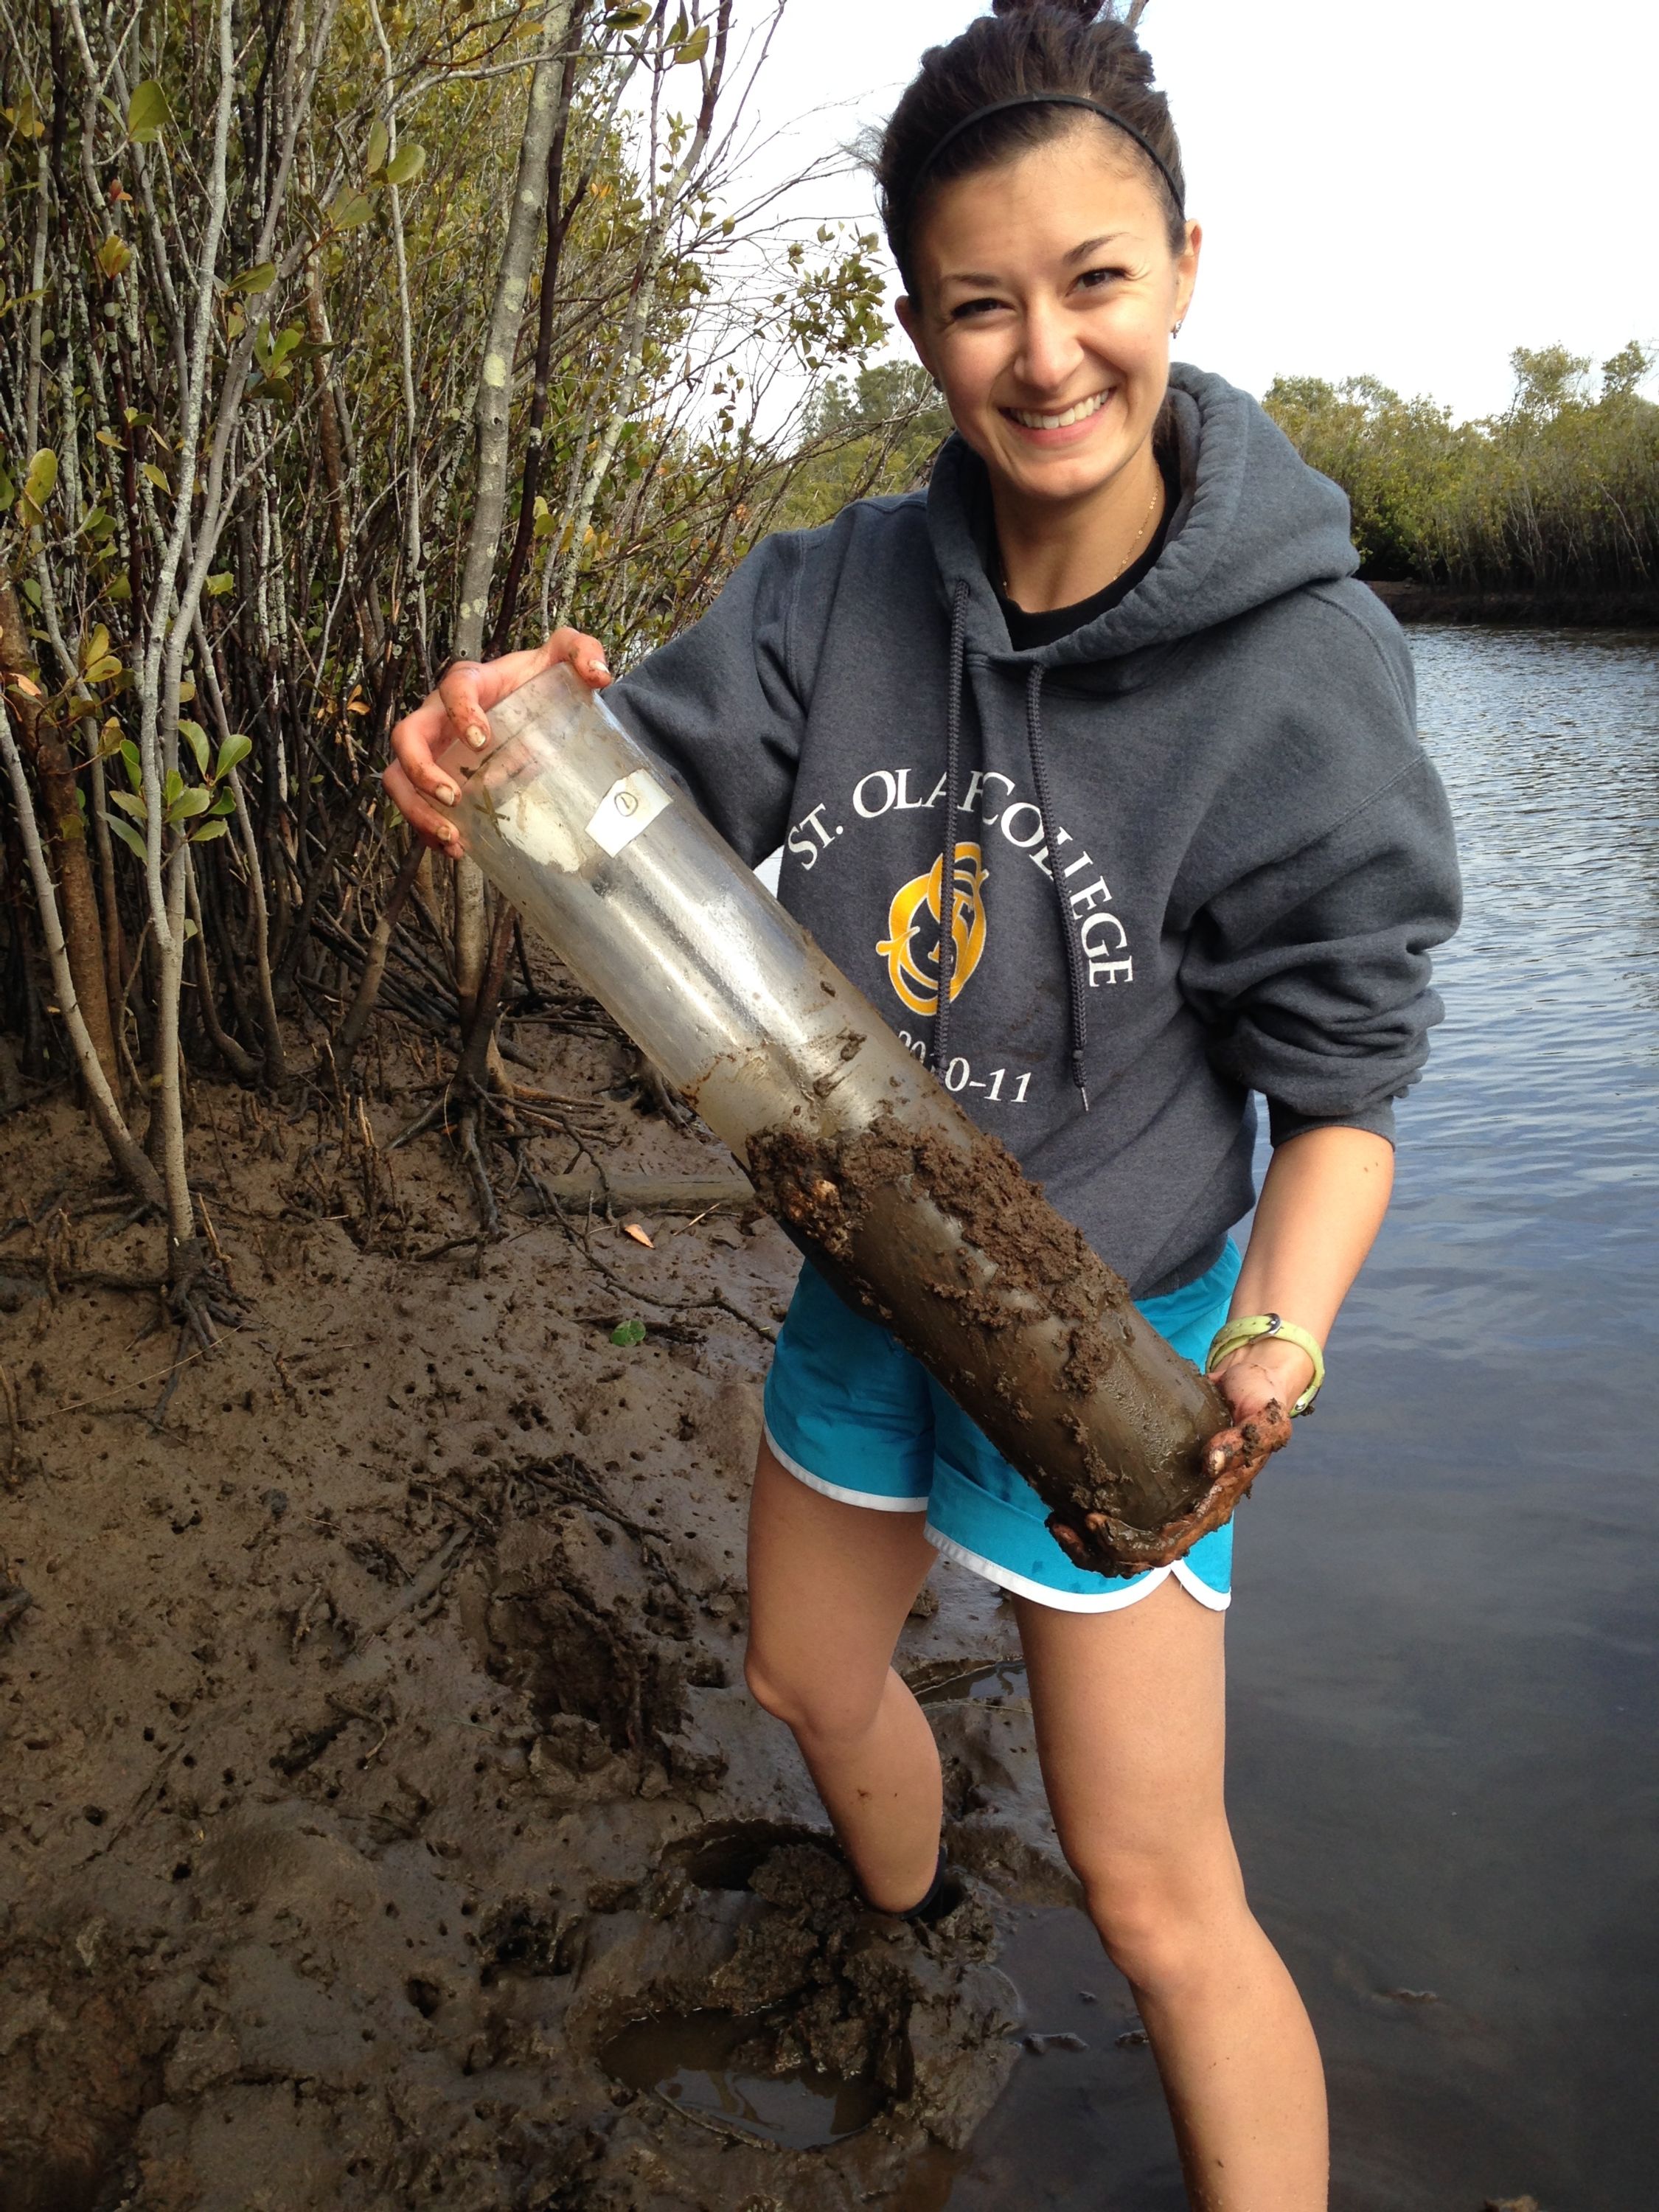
[450, 1, 578, 1026]
[0, 580, 119, 1091]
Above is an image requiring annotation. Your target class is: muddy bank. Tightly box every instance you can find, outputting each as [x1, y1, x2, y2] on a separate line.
[0, 1032, 1079, 2212]
[748, 1111, 1231, 1574]
[1367, 578, 1659, 628]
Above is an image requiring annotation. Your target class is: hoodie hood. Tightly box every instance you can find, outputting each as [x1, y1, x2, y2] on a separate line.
[924, 362, 1361, 668]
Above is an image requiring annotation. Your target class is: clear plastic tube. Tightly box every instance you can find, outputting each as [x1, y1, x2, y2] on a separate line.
[439, 665, 1232, 1573]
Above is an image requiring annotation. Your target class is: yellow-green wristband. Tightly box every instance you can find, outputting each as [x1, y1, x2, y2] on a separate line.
[1206, 1314, 1326, 1416]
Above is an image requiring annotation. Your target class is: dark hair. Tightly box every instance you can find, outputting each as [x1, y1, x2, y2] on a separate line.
[877, 0, 1187, 296]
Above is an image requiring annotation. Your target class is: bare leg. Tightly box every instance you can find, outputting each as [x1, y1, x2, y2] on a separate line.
[744, 1439, 942, 1912]
[1017, 1578, 1327, 2212]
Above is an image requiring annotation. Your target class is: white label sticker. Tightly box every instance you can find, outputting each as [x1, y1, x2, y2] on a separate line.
[585, 770, 672, 856]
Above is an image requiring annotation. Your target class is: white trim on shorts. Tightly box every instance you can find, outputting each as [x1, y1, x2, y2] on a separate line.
[925, 1525, 1232, 1616]
[763, 1421, 929, 1514]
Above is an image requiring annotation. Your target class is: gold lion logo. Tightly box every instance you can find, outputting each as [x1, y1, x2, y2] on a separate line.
[876, 843, 989, 1017]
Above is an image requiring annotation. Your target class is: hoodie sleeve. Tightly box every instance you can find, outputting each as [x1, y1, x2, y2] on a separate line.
[603, 529, 810, 867]
[1180, 744, 1462, 1147]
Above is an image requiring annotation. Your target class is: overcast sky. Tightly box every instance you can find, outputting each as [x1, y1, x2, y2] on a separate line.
[721, 0, 1658, 422]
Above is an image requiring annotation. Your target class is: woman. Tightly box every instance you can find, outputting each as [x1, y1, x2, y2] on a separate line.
[388, 4, 1461, 2202]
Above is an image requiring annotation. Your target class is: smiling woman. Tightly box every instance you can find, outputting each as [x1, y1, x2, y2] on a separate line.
[384, 7, 1461, 2206]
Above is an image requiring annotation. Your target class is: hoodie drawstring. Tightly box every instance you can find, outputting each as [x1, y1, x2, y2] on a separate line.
[933, 580, 970, 1082]
[1022, 661, 1091, 1113]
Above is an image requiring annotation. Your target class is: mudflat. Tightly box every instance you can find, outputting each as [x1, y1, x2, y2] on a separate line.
[0, 1024, 1078, 2212]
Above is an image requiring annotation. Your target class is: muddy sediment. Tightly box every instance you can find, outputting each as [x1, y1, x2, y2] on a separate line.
[0, 1044, 1071, 2212]
[748, 1111, 1231, 1573]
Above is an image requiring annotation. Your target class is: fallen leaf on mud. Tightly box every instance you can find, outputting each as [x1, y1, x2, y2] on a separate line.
[1382, 1987, 1439, 2004]
[610, 1318, 647, 1346]
[622, 1222, 653, 1247]
[1115, 2027, 1150, 2048]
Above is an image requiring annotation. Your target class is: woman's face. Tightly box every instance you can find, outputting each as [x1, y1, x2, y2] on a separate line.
[897, 127, 1200, 511]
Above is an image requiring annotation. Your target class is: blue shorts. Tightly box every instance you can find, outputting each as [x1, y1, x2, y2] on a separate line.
[762, 1242, 1242, 1614]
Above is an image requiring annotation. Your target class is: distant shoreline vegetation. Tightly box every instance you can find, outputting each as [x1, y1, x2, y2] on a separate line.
[1265, 345, 1659, 627]
[785, 347, 1659, 627]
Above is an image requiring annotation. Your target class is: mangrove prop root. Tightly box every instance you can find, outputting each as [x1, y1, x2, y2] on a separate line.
[747, 1110, 1237, 1579]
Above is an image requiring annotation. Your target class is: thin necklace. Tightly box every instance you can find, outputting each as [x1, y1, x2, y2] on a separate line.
[998, 469, 1164, 605]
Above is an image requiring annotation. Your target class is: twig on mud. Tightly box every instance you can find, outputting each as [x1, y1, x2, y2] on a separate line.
[290, 1584, 325, 1660]
[0, 1361, 21, 1481]
[0, 1176, 72, 1247]
[52, 1340, 215, 1417]
[513, 1455, 702, 1610]
[548, 1200, 776, 1340]
[325, 1689, 395, 1764]
[94, 1737, 187, 1857]
[351, 1525, 473, 1652]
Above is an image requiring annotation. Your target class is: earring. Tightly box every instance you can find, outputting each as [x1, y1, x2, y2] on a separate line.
[1171, 319, 1184, 338]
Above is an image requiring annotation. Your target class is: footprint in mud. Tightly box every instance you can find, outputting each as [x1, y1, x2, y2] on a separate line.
[582, 1830, 1022, 2160]
[603, 2006, 885, 2149]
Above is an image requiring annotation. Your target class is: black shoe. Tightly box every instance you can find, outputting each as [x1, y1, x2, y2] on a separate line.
[861, 1844, 954, 1927]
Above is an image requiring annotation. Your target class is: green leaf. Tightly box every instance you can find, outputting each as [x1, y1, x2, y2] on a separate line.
[179, 717, 210, 776]
[109, 790, 147, 821]
[330, 189, 375, 230]
[139, 461, 169, 493]
[107, 572, 132, 602]
[22, 448, 57, 509]
[96, 234, 131, 279]
[189, 818, 230, 842]
[609, 1318, 647, 1346]
[208, 788, 237, 815]
[365, 118, 389, 176]
[119, 739, 142, 792]
[163, 768, 184, 811]
[215, 732, 252, 778]
[167, 785, 212, 823]
[204, 570, 234, 597]
[674, 21, 709, 63]
[106, 815, 147, 860]
[126, 80, 170, 144]
[604, 5, 653, 26]
[225, 262, 276, 297]
[384, 142, 425, 188]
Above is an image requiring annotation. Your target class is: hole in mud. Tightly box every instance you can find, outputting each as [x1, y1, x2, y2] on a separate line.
[914, 1663, 1029, 1708]
[600, 2008, 885, 2150]
[666, 1819, 827, 1893]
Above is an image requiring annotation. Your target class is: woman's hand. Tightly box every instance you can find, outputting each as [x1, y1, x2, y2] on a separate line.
[1046, 1338, 1304, 1578]
[383, 628, 613, 852]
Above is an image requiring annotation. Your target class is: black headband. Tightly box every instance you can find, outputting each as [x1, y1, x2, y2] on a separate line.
[914, 93, 1184, 217]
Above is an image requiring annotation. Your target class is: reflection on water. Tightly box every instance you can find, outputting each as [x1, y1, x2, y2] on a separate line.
[931, 627, 1659, 2210]
[915, 1662, 1029, 1708]
[602, 2006, 884, 2149]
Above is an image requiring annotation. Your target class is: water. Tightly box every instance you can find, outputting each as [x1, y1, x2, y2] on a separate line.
[926, 628, 1659, 2210]
[915, 1661, 1029, 1707]
[602, 2006, 885, 2149]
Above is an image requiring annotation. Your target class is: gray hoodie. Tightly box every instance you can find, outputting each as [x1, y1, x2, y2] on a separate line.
[611, 364, 1461, 1298]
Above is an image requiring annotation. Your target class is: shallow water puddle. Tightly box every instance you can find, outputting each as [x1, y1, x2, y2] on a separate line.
[601, 2006, 885, 2149]
[914, 1661, 1029, 1706]
[893, 1905, 1183, 2211]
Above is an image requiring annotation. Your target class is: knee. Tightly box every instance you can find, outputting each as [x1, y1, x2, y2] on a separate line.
[1073, 1853, 1242, 1999]
[743, 1644, 884, 1748]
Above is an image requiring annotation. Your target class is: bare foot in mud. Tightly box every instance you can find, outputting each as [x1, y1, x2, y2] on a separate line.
[1046, 1363, 1296, 1577]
